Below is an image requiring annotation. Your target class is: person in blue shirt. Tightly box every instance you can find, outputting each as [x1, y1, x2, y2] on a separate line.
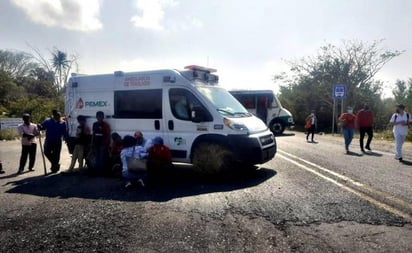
[38, 110, 68, 173]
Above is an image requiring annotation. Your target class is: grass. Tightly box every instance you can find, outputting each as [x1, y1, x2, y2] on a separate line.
[0, 129, 19, 140]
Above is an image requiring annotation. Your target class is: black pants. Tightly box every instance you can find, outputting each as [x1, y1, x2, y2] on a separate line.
[44, 140, 62, 171]
[18, 143, 37, 171]
[359, 127, 373, 150]
[306, 125, 315, 141]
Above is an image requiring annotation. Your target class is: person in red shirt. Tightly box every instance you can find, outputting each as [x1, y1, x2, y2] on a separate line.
[338, 107, 356, 154]
[356, 104, 373, 152]
[147, 136, 172, 182]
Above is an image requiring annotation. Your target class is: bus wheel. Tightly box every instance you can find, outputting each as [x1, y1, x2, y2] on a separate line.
[269, 120, 285, 135]
[192, 143, 234, 174]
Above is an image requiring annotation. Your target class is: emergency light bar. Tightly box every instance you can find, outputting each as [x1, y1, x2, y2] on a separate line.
[184, 65, 217, 73]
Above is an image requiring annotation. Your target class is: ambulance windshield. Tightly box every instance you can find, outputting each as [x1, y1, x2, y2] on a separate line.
[196, 86, 251, 117]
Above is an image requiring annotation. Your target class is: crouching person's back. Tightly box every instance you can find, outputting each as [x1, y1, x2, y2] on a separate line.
[120, 135, 147, 189]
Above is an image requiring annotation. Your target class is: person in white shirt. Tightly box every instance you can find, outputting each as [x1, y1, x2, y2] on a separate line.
[389, 104, 410, 161]
[17, 113, 40, 173]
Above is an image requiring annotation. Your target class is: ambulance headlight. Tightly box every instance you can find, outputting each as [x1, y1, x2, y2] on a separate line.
[223, 118, 248, 132]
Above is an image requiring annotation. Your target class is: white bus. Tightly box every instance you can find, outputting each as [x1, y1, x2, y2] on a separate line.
[65, 65, 276, 172]
[229, 90, 294, 135]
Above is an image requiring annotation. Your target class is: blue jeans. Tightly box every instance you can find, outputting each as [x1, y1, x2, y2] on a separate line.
[342, 127, 354, 150]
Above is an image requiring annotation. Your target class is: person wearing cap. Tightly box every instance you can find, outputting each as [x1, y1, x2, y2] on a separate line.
[389, 104, 410, 161]
[147, 136, 172, 181]
[17, 113, 40, 173]
[38, 110, 68, 173]
[356, 104, 374, 152]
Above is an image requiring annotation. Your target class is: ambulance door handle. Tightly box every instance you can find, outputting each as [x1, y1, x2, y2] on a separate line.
[168, 120, 174, 130]
[154, 120, 160, 130]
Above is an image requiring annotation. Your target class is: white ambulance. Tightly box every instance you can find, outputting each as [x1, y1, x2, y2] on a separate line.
[65, 65, 276, 171]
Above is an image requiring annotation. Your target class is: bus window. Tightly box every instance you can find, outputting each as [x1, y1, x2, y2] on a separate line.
[239, 95, 255, 109]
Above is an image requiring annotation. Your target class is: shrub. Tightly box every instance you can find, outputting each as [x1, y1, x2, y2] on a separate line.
[0, 129, 19, 140]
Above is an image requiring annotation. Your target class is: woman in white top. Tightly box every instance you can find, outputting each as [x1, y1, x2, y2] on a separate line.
[389, 104, 410, 161]
[120, 135, 148, 188]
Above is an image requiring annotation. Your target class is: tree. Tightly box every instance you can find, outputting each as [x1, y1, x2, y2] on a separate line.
[51, 49, 70, 93]
[0, 50, 37, 78]
[275, 40, 402, 131]
[28, 45, 78, 93]
[0, 70, 26, 111]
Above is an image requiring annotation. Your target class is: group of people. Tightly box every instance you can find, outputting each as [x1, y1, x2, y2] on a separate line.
[305, 104, 410, 161]
[15, 110, 172, 189]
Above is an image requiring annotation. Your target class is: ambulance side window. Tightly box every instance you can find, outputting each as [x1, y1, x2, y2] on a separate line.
[114, 89, 162, 118]
[169, 88, 211, 121]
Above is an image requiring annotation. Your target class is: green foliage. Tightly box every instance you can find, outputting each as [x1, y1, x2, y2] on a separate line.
[0, 50, 38, 78]
[276, 40, 402, 131]
[0, 48, 67, 121]
[0, 129, 19, 140]
[8, 97, 64, 123]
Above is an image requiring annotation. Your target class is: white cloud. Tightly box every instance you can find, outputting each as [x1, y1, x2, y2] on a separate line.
[11, 0, 102, 32]
[130, 0, 202, 31]
[130, 0, 166, 30]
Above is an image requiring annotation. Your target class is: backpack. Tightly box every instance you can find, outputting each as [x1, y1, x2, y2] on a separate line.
[304, 119, 312, 129]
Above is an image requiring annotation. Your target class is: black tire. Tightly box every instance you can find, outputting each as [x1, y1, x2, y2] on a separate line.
[269, 120, 285, 135]
[192, 143, 234, 174]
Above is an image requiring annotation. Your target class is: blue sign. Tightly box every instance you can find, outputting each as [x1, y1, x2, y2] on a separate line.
[333, 84, 346, 99]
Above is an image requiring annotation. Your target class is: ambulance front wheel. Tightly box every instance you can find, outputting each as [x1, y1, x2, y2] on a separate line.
[269, 120, 285, 135]
[192, 143, 234, 174]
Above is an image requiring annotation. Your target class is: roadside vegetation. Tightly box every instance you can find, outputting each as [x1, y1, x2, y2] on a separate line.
[0, 47, 76, 140]
[275, 40, 412, 141]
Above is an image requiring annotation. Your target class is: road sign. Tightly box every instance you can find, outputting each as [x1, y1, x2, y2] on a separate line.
[333, 84, 346, 99]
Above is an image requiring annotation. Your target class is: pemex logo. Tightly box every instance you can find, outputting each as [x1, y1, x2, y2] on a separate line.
[76, 98, 84, 109]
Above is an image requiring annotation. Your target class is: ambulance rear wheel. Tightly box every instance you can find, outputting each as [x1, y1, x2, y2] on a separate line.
[269, 120, 285, 135]
[192, 143, 234, 174]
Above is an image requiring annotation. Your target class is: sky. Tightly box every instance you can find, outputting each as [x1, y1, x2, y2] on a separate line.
[0, 0, 411, 96]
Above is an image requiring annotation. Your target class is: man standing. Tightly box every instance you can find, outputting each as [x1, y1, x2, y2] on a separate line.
[17, 113, 39, 173]
[356, 104, 373, 152]
[389, 104, 410, 161]
[39, 110, 68, 173]
[91, 111, 111, 173]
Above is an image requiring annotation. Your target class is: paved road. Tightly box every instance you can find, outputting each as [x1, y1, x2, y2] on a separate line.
[0, 132, 411, 252]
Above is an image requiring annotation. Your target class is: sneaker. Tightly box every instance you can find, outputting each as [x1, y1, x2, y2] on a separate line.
[17, 169, 23, 174]
[365, 146, 371, 151]
[0, 170, 4, 174]
[399, 157, 403, 162]
[361, 149, 366, 153]
[28, 168, 35, 171]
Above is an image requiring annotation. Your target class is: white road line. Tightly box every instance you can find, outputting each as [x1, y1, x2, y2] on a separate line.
[277, 152, 412, 222]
